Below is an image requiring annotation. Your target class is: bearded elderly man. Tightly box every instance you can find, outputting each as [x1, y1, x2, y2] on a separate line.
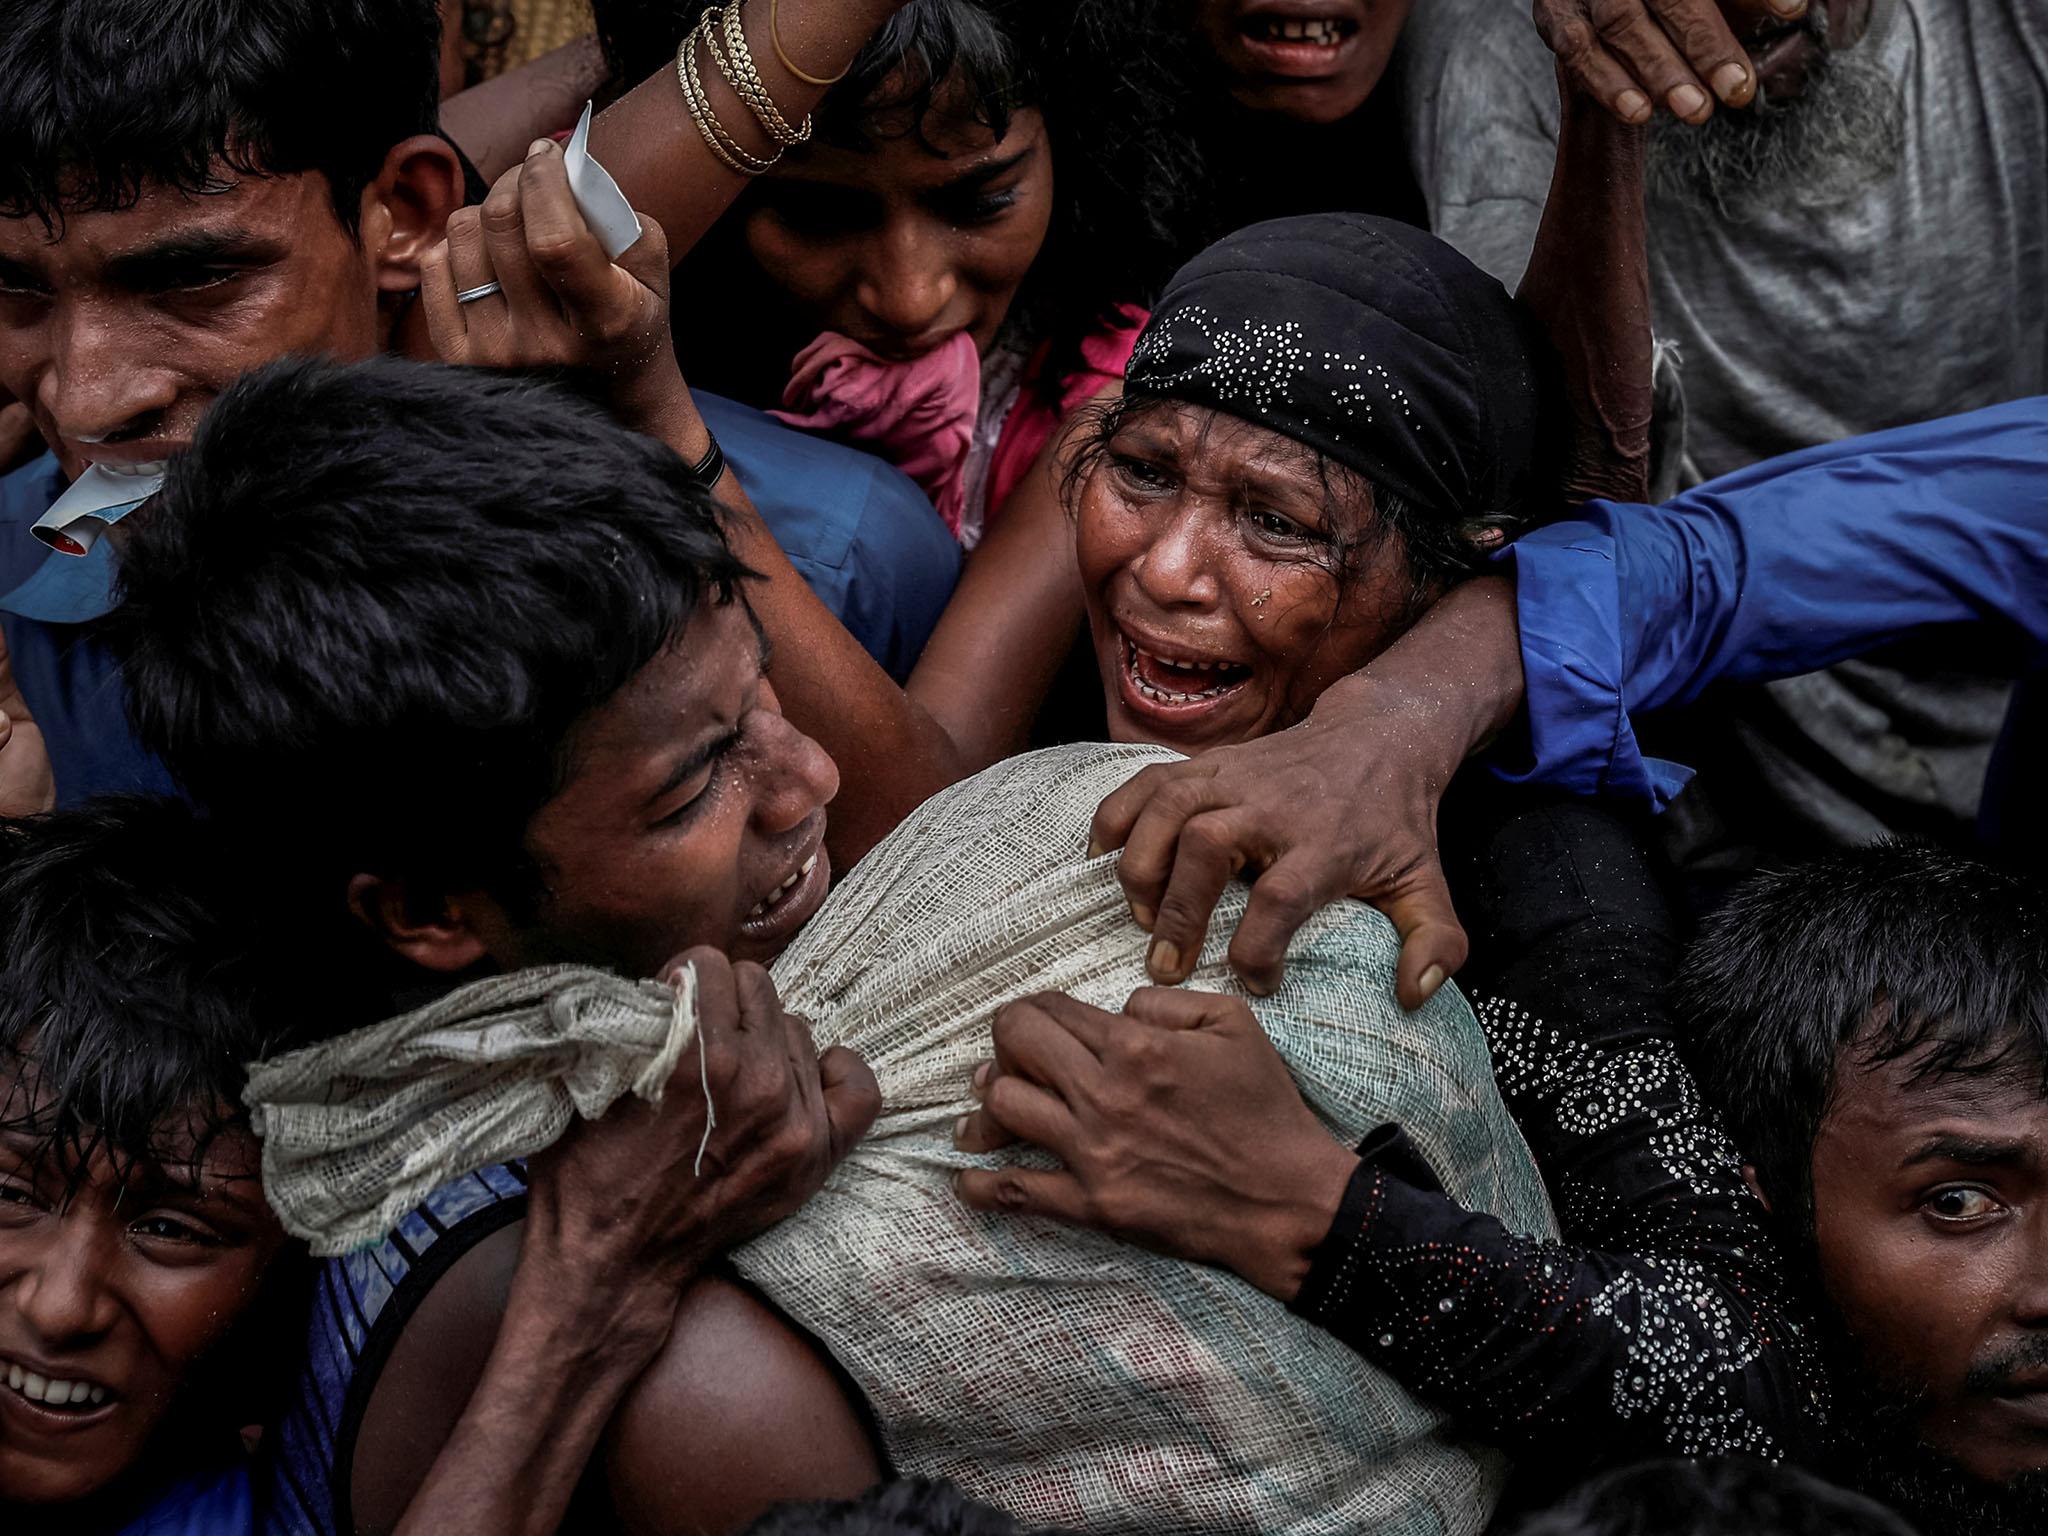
[1397, 0, 2045, 876]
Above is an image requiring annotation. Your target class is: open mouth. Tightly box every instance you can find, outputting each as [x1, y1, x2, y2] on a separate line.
[1241, 14, 1356, 49]
[1122, 634, 1254, 710]
[747, 852, 819, 925]
[3, 1358, 111, 1419]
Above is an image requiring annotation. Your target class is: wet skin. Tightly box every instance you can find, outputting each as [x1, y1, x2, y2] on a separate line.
[0, 173, 397, 483]
[1076, 401, 1426, 755]
[0, 1087, 286, 1505]
[740, 93, 1054, 363]
[450, 598, 843, 980]
[1194, 0, 1413, 125]
[1809, 1045, 2048, 1484]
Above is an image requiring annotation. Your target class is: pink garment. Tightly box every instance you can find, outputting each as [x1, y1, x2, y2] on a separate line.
[985, 303, 1149, 522]
[764, 305, 1150, 542]
[768, 331, 983, 536]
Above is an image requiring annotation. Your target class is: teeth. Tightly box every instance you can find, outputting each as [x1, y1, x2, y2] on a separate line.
[747, 854, 819, 920]
[1259, 16, 1344, 45]
[2, 1359, 107, 1409]
[1125, 642, 1246, 707]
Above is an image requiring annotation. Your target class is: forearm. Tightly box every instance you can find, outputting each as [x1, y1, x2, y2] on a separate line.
[392, 1245, 682, 1536]
[1514, 65, 1651, 508]
[1294, 1152, 1819, 1464]
[639, 378, 972, 863]
[590, 0, 903, 262]
[1492, 397, 2048, 800]
[1312, 575, 1524, 767]
[441, 36, 609, 181]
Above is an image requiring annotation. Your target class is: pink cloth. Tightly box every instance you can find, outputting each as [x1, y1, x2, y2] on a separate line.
[768, 331, 983, 536]
[985, 304, 1148, 522]
[765, 305, 1150, 542]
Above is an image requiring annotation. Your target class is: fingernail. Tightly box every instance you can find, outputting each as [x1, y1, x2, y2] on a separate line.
[1087, 836, 1104, 858]
[1710, 62, 1749, 102]
[1129, 901, 1155, 931]
[1617, 89, 1650, 121]
[1670, 84, 1709, 119]
[1418, 964, 1446, 1002]
[527, 138, 553, 158]
[953, 1114, 972, 1147]
[1770, 0, 1806, 15]
[971, 1061, 991, 1096]
[1148, 938, 1181, 981]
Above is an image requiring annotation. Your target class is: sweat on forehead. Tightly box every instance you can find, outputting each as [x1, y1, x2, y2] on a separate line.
[1124, 213, 1555, 521]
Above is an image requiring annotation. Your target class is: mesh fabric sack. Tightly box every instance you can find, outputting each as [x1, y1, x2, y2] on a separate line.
[741, 743, 1556, 1534]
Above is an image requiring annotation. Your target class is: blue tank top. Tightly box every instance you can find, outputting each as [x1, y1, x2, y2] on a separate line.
[255, 1163, 527, 1536]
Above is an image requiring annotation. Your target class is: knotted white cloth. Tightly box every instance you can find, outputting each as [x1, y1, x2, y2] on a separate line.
[246, 964, 699, 1255]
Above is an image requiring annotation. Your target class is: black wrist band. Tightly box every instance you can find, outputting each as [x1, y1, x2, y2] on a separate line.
[685, 431, 727, 492]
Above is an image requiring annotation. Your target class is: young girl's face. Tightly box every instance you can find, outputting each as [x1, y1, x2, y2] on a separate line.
[0, 1078, 286, 1505]
[741, 88, 1054, 363]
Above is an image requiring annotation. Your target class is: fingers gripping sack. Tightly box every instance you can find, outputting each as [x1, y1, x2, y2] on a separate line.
[742, 744, 1556, 1534]
[244, 964, 705, 1255]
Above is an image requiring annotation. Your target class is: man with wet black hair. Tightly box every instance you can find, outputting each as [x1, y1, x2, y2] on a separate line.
[0, 0, 955, 816]
[1681, 842, 2048, 1535]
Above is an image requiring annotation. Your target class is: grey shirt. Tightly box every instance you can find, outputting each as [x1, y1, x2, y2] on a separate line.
[1400, 0, 2048, 844]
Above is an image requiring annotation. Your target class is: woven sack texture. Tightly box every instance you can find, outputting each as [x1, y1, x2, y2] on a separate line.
[246, 966, 698, 1254]
[739, 743, 1556, 1534]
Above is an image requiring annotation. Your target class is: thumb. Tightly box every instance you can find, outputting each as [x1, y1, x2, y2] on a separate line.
[818, 1046, 881, 1164]
[617, 211, 672, 299]
[1377, 864, 1469, 1012]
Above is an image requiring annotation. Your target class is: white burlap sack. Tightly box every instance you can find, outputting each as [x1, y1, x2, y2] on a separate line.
[740, 743, 1555, 1535]
[246, 966, 702, 1254]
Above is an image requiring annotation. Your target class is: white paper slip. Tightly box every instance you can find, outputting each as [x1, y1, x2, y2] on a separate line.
[32, 460, 166, 557]
[564, 101, 642, 260]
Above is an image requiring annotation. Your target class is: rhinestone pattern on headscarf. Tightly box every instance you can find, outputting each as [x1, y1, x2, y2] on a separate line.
[1120, 212, 1551, 518]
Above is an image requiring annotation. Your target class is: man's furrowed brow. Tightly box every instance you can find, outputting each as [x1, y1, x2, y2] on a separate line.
[1900, 1132, 2039, 1170]
[103, 227, 280, 283]
[644, 725, 740, 811]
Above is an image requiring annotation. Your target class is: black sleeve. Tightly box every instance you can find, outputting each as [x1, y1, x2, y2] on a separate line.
[1288, 777, 1826, 1472]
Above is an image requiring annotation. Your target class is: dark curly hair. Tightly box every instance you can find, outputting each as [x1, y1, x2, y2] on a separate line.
[594, 0, 1209, 402]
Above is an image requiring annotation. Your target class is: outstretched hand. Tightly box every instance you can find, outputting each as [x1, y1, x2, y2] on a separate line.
[421, 137, 685, 434]
[1532, 0, 1795, 124]
[951, 987, 1357, 1303]
[1090, 578, 1526, 1009]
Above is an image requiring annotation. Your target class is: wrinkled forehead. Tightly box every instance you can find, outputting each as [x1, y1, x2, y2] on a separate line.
[0, 167, 343, 269]
[1829, 1027, 2048, 1130]
[1115, 396, 1376, 507]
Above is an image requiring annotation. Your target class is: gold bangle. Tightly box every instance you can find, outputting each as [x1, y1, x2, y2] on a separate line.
[714, 0, 811, 148]
[769, 0, 850, 88]
[675, 17, 779, 176]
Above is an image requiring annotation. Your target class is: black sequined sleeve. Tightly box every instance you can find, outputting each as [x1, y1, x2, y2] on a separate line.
[1289, 783, 1825, 1469]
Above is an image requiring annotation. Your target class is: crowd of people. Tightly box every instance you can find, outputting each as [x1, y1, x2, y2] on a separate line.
[0, 1, 2043, 1533]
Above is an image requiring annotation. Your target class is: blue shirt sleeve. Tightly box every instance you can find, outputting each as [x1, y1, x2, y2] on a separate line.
[1490, 396, 2048, 807]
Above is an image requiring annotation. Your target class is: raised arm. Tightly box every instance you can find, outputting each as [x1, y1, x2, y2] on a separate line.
[1496, 396, 2048, 803]
[420, 108, 973, 864]
[586, 0, 906, 264]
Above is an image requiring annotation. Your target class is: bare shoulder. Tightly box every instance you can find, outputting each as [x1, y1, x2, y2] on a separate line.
[601, 1274, 883, 1535]
[349, 1217, 526, 1534]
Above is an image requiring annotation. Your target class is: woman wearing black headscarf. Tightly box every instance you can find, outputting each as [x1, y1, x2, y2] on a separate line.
[945, 83, 1828, 1495]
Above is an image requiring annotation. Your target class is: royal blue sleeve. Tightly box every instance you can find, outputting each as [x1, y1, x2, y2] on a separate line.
[1489, 397, 2048, 807]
